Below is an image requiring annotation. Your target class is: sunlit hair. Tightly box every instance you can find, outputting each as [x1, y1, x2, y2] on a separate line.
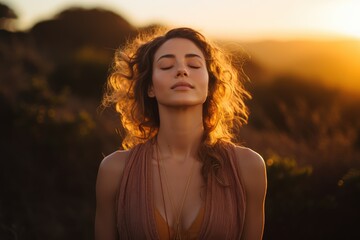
[102, 27, 251, 181]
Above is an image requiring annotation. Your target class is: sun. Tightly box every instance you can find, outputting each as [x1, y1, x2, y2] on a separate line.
[327, 0, 360, 39]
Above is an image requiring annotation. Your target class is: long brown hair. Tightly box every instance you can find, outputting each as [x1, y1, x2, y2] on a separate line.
[102, 27, 251, 181]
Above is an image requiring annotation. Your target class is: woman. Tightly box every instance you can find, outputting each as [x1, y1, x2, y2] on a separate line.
[95, 27, 267, 240]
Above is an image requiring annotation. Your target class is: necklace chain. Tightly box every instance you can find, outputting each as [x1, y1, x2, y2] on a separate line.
[156, 140, 196, 240]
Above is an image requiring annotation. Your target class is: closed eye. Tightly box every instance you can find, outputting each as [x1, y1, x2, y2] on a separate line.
[160, 66, 173, 70]
[189, 65, 201, 69]
[187, 59, 203, 69]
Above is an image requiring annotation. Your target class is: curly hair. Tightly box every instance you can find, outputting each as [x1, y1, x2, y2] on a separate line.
[102, 27, 251, 181]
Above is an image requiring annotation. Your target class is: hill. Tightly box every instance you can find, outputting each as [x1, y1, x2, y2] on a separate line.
[239, 39, 360, 92]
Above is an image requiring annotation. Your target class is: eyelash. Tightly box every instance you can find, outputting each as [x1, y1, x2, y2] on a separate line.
[160, 66, 173, 70]
[160, 65, 200, 70]
[189, 65, 200, 69]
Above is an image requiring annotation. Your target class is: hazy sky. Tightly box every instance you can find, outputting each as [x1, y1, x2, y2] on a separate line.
[3, 0, 360, 40]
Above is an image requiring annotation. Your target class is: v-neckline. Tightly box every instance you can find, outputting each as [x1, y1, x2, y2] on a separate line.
[154, 205, 205, 233]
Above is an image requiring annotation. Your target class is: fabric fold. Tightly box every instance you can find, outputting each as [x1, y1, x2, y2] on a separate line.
[117, 141, 246, 239]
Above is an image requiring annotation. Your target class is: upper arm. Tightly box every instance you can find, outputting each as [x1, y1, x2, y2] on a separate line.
[95, 150, 128, 240]
[235, 146, 267, 240]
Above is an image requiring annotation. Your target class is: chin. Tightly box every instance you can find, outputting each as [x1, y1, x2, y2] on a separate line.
[157, 96, 207, 108]
[162, 100, 204, 108]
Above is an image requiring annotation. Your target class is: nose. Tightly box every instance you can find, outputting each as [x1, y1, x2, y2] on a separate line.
[176, 68, 188, 77]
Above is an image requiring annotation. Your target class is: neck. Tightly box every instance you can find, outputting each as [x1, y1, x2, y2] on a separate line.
[156, 105, 204, 162]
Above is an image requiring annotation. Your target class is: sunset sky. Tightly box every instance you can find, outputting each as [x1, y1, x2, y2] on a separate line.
[3, 0, 360, 40]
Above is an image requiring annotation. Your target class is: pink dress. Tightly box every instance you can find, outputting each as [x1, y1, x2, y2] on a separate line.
[116, 140, 246, 239]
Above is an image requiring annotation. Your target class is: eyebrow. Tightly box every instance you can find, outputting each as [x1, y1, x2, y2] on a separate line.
[156, 53, 203, 62]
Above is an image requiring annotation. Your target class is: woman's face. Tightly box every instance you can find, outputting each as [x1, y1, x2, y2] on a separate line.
[150, 38, 209, 107]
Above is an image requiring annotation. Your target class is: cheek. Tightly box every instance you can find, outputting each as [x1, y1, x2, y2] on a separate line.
[199, 71, 209, 88]
[151, 71, 167, 92]
[151, 70, 161, 87]
[204, 72, 211, 96]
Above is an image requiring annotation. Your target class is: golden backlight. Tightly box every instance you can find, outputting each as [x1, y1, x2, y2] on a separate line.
[326, 0, 360, 39]
[242, 40, 360, 92]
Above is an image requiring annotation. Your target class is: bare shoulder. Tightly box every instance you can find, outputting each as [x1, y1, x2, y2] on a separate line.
[233, 146, 266, 171]
[96, 150, 131, 196]
[98, 150, 130, 175]
[233, 146, 267, 196]
[233, 146, 267, 239]
[95, 150, 130, 240]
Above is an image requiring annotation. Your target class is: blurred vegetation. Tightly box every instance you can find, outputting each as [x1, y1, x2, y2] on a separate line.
[1, 2, 359, 239]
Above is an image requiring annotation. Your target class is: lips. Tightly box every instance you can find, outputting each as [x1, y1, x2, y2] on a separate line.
[170, 81, 194, 89]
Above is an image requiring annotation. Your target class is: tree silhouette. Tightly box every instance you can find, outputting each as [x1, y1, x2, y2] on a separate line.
[0, 2, 17, 31]
[30, 7, 136, 58]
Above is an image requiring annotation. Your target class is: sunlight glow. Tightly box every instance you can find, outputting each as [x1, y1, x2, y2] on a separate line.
[3, 0, 360, 40]
[326, 0, 360, 39]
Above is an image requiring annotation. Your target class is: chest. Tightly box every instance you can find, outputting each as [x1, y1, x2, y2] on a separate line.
[151, 159, 205, 231]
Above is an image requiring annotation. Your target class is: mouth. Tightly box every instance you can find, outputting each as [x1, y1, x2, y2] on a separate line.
[170, 81, 194, 89]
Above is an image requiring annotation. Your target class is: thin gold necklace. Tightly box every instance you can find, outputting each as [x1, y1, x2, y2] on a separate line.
[156, 142, 171, 239]
[156, 141, 196, 240]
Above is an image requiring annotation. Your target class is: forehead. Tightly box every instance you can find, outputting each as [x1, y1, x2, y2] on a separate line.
[154, 38, 205, 60]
